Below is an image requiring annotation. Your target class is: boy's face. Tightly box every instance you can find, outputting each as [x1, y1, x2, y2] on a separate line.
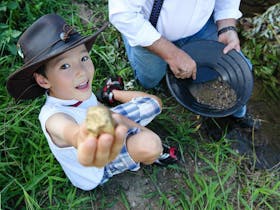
[38, 44, 95, 101]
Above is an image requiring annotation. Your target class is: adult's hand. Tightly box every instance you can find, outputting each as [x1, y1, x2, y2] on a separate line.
[147, 37, 197, 80]
[217, 19, 241, 54]
[167, 47, 197, 79]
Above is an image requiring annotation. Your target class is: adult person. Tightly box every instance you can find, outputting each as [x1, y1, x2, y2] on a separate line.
[108, 0, 261, 129]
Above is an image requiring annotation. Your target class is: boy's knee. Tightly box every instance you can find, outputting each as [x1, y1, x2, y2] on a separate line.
[138, 133, 162, 160]
[126, 130, 163, 164]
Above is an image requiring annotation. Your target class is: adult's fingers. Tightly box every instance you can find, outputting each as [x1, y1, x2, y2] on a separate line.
[218, 31, 241, 54]
[223, 43, 240, 54]
[173, 66, 196, 80]
[191, 68, 197, 80]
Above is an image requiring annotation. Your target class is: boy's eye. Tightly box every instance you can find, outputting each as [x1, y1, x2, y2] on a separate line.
[60, 63, 70, 69]
[81, 56, 89, 62]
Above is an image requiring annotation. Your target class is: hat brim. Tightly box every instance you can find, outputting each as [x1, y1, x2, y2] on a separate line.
[7, 22, 108, 101]
[166, 40, 253, 117]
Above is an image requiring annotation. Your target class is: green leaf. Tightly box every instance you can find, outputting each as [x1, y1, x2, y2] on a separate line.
[8, 44, 17, 55]
[11, 30, 21, 38]
[0, 5, 7, 12]
[0, 23, 9, 30]
[7, 1, 18, 10]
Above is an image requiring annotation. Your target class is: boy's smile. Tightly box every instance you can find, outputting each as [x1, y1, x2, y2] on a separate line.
[35, 44, 95, 101]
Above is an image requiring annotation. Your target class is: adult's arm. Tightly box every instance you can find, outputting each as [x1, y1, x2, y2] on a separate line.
[109, 0, 196, 79]
[214, 0, 242, 53]
[146, 37, 196, 79]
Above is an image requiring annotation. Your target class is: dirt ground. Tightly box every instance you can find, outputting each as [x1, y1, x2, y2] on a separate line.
[98, 164, 189, 209]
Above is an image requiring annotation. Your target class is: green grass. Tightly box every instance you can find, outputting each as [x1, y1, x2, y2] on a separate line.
[1, 1, 280, 209]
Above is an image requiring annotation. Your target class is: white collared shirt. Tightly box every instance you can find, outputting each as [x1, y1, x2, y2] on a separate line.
[109, 0, 242, 46]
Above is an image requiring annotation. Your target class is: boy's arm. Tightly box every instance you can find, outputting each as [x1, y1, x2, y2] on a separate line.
[112, 90, 162, 108]
[112, 112, 149, 131]
[45, 113, 127, 167]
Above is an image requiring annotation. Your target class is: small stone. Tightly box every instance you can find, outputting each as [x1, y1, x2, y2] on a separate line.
[86, 105, 115, 137]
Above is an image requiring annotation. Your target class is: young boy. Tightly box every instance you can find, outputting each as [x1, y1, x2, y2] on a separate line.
[6, 14, 178, 190]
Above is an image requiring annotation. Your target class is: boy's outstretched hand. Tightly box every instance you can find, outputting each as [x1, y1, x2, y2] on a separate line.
[77, 123, 127, 167]
[77, 106, 128, 167]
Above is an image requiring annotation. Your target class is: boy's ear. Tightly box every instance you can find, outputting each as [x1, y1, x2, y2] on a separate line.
[33, 72, 50, 89]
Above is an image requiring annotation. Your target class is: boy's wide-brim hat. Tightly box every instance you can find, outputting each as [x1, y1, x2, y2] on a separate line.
[166, 40, 254, 117]
[7, 14, 108, 100]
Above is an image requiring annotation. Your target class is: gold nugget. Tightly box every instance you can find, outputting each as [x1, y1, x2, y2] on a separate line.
[86, 105, 115, 137]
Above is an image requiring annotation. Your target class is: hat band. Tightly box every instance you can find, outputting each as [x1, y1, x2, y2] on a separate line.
[23, 32, 82, 67]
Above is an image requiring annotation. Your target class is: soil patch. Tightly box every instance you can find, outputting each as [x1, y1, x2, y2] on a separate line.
[189, 79, 237, 110]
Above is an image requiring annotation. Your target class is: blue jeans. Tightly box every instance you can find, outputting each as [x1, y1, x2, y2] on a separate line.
[122, 17, 251, 118]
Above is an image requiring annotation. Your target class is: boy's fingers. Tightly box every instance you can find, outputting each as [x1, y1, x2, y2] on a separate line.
[94, 134, 114, 167]
[77, 136, 97, 166]
[109, 124, 127, 161]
